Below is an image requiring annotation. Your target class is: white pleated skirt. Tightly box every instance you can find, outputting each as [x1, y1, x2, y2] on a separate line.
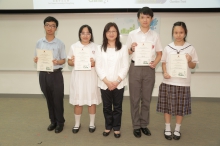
[69, 67, 102, 106]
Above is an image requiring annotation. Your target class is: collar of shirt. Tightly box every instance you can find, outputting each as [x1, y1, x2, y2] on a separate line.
[170, 42, 189, 48]
[76, 41, 92, 48]
[137, 27, 152, 35]
[42, 37, 57, 44]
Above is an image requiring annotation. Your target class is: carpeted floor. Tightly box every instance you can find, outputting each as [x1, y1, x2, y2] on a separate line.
[0, 95, 219, 146]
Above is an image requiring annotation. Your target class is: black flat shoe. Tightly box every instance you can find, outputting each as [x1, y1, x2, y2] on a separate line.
[141, 127, 151, 136]
[72, 125, 81, 134]
[55, 124, 64, 133]
[103, 130, 111, 136]
[114, 132, 121, 138]
[133, 129, 141, 138]
[164, 130, 172, 140]
[89, 126, 96, 133]
[173, 131, 181, 140]
[47, 123, 57, 131]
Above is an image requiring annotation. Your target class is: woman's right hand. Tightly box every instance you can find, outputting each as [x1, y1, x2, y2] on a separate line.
[103, 78, 116, 90]
[105, 81, 115, 91]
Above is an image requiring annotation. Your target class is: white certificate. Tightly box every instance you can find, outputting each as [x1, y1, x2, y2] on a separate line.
[74, 47, 91, 70]
[37, 49, 53, 72]
[169, 54, 187, 78]
[135, 42, 152, 66]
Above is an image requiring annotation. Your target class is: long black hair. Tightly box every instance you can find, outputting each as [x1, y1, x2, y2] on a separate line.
[101, 22, 122, 52]
[172, 21, 188, 42]
[78, 24, 94, 42]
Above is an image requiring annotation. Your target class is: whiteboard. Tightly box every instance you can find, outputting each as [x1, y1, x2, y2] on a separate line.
[0, 12, 219, 72]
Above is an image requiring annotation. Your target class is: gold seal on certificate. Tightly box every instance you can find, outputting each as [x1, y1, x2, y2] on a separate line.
[169, 54, 187, 78]
[37, 49, 53, 72]
[74, 47, 91, 70]
[135, 42, 152, 66]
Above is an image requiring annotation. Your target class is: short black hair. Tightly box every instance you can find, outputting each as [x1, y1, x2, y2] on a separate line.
[44, 16, 58, 27]
[137, 7, 154, 18]
[78, 24, 94, 42]
[172, 21, 188, 42]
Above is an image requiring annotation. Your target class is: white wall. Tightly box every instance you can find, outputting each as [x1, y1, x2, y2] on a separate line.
[0, 12, 220, 97]
[1, 13, 220, 72]
[0, 71, 219, 97]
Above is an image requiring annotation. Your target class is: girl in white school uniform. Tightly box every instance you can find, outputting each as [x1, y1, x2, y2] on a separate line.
[68, 25, 101, 134]
[157, 21, 199, 140]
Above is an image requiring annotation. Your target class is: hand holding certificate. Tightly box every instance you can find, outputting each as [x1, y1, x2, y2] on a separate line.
[169, 54, 187, 78]
[135, 42, 152, 66]
[74, 47, 91, 70]
[37, 49, 53, 72]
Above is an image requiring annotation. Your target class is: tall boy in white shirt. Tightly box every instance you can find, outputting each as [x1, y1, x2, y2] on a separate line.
[126, 7, 162, 138]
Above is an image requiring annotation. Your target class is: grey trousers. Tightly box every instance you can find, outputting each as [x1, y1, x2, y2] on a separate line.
[129, 62, 155, 129]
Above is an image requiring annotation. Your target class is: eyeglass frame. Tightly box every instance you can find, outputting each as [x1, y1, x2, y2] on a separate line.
[106, 30, 117, 34]
[80, 32, 91, 36]
[44, 24, 57, 29]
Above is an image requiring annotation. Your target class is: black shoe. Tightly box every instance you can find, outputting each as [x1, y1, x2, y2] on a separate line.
[55, 124, 64, 133]
[47, 123, 57, 131]
[89, 126, 96, 133]
[173, 131, 181, 140]
[133, 129, 141, 138]
[141, 127, 151, 136]
[114, 132, 121, 138]
[164, 130, 172, 140]
[103, 130, 111, 136]
[72, 125, 81, 134]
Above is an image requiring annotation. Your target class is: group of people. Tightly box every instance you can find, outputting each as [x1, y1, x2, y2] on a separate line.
[34, 6, 199, 140]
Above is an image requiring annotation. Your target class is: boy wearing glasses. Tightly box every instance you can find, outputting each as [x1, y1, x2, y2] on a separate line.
[126, 7, 162, 138]
[34, 16, 66, 133]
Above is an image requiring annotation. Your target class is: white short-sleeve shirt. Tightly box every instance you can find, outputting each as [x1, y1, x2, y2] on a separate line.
[162, 42, 199, 86]
[126, 27, 163, 61]
[35, 37, 66, 69]
[67, 41, 97, 60]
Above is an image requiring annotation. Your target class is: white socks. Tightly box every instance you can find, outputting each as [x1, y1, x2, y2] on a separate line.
[165, 123, 181, 136]
[74, 114, 81, 129]
[74, 114, 96, 129]
[165, 123, 171, 135]
[174, 123, 181, 136]
[89, 114, 95, 127]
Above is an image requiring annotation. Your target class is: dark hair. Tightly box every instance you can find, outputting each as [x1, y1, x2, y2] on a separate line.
[137, 7, 153, 18]
[78, 25, 94, 42]
[101, 22, 122, 52]
[172, 21, 188, 42]
[44, 16, 58, 27]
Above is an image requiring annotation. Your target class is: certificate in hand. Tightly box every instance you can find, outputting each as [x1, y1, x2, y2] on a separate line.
[135, 42, 152, 66]
[169, 54, 187, 78]
[74, 47, 91, 70]
[37, 49, 53, 72]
